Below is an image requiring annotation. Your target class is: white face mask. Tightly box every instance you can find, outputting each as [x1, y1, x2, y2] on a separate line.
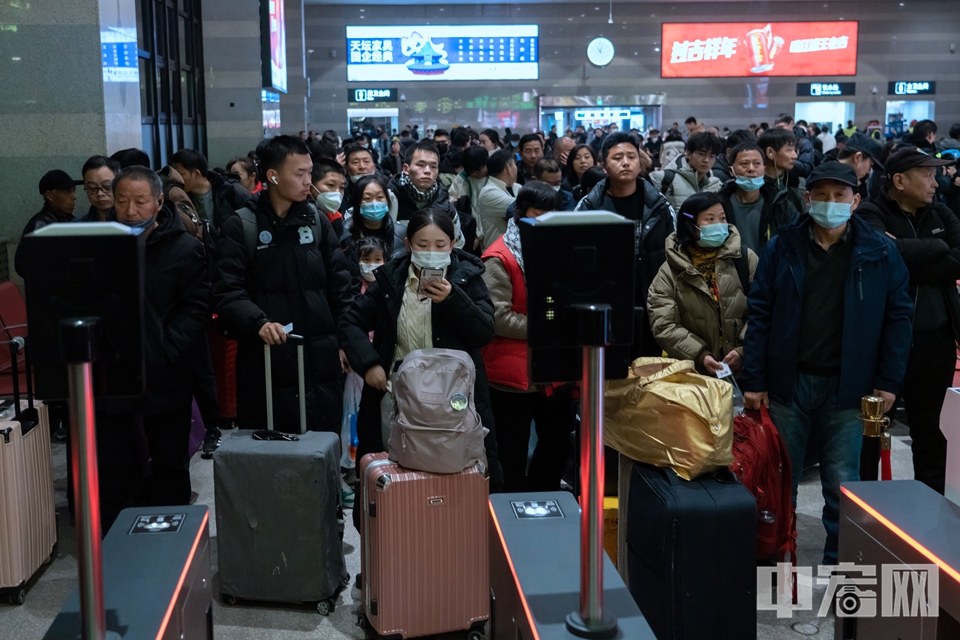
[315, 190, 342, 213]
[411, 250, 451, 270]
[359, 261, 383, 282]
[550, 185, 562, 192]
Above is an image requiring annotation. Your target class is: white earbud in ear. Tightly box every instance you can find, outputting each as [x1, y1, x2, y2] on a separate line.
[271, 176, 279, 185]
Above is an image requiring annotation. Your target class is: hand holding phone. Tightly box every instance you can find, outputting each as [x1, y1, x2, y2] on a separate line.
[418, 268, 444, 296]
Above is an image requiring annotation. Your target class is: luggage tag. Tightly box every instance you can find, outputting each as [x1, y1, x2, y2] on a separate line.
[282, 322, 293, 334]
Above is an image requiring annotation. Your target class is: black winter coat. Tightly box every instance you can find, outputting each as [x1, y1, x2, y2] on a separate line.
[387, 174, 459, 223]
[136, 207, 212, 415]
[14, 205, 75, 276]
[213, 194, 353, 431]
[857, 189, 960, 341]
[340, 250, 502, 487]
[207, 170, 252, 229]
[717, 176, 803, 250]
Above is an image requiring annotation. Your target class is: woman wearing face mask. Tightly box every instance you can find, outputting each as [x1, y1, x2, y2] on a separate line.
[481, 182, 577, 492]
[562, 144, 598, 197]
[647, 192, 758, 377]
[347, 174, 404, 249]
[341, 208, 504, 504]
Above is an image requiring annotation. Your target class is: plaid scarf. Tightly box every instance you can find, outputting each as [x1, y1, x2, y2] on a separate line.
[396, 171, 439, 204]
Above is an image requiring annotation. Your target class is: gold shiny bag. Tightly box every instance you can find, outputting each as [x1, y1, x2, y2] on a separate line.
[603, 357, 733, 480]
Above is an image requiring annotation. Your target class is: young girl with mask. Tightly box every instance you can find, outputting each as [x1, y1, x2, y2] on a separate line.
[647, 192, 758, 377]
[340, 207, 504, 508]
[340, 174, 404, 293]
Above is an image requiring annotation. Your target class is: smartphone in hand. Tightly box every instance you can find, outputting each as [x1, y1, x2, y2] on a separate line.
[418, 268, 444, 296]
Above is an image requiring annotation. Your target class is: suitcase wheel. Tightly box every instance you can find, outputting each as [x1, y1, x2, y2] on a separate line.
[341, 574, 351, 590]
[467, 631, 485, 640]
[356, 614, 368, 629]
[221, 593, 239, 606]
[8, 588, 26, 606]
[317, 599, 335, 616]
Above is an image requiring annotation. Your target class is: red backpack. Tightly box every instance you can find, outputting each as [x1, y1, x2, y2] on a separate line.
[729, 406, 797, 563]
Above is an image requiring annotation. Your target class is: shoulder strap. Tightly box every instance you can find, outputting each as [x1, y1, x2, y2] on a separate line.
[734, 253, 750, 294]
[237, 207, 257, 261]
[660, 169, 676, 196]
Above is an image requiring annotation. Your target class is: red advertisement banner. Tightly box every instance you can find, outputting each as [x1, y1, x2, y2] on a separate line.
[661, 22, 858, 78]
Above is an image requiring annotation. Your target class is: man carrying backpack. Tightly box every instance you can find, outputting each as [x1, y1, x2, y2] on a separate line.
[214, 135, 353, 433]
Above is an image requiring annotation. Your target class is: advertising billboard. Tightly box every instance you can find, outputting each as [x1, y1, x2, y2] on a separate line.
[260, 0, 287, 92]
[661, 22, 858, 78]
[346, 25, 539, 82]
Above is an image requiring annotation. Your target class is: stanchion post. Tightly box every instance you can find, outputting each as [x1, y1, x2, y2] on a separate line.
[566, 305, 617, 639]
[60, 318, 106, 640]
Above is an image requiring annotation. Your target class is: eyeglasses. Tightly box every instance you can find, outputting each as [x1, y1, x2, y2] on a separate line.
[84, 184, 112, 196]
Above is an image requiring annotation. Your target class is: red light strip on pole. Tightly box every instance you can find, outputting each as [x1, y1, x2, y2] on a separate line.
[155, 510, 210, 640]
[488, 500, 543, 640]
[841, 486, 960, 585]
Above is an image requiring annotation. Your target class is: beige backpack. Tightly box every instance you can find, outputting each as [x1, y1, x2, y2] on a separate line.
[387, 348, 487, 474]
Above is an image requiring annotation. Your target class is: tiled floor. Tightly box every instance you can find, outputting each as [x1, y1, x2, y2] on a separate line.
[1, 422, 918, 639]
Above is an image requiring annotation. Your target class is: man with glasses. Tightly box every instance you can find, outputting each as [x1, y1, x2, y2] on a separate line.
[15, 169, 81, 276]
[76, 155, 121, 222]
[649, 131, 723, 214]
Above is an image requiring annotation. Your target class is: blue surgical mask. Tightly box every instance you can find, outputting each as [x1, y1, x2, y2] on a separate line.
[698, 223, 729, 248]
[121, 216, 156, 234]
[809, 201, 852, 229]
[359, 201, 389, 222]
[735, 175, 765, 192]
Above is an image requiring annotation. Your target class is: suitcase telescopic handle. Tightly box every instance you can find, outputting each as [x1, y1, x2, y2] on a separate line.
[263, 334, 307, 435]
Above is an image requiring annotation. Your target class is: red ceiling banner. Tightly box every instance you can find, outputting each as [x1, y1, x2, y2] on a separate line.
[661, 22, 859, 78]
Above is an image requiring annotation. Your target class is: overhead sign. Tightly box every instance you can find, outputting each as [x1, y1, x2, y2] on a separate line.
[661, 22, 859, 78]
[888, 81, 936, 96]
[796, 82, 856, 97]
[346, 25, 539, 82]
[352, 88, 397, 103]
[574, 109, 632, 120]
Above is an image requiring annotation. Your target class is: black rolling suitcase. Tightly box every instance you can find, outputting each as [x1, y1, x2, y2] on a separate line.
[214, 340, 348, 615]
[624, 460, 757, 640]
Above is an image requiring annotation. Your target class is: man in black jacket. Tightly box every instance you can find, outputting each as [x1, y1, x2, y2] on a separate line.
[14, 170, 80, 276]
[96, 166, 212, 531]
[775, 113, 815, 179]
[575, 132, 676, 357]
[857, 147, 959, 494]
[172, 148, 251, 229]
[213, 135, 353, 434]
[387, 140, 464, 247]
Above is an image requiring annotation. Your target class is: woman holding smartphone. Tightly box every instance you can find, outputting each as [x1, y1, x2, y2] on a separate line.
[341, 207, 504, 499]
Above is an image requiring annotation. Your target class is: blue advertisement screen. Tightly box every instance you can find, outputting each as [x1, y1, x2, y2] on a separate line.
[346, 25, 539, 82]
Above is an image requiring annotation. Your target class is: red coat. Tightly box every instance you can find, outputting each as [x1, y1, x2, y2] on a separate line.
[481, 237, 529, 390]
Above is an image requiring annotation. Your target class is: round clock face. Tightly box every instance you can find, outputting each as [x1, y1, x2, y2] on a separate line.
[587, 37, 615, 67]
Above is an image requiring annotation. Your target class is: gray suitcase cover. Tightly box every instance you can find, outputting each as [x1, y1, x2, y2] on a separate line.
[214, 430, 347, 603]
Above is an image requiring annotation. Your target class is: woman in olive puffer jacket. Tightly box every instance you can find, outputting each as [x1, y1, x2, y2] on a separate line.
[647, 192, 758, 377]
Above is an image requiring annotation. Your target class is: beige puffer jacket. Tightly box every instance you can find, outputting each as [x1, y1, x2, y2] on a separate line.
[647, 227, 758, 374]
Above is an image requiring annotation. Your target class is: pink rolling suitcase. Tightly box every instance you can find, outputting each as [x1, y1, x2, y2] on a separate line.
[0, 338, 56, 605]
[359, 452, 489, 639]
